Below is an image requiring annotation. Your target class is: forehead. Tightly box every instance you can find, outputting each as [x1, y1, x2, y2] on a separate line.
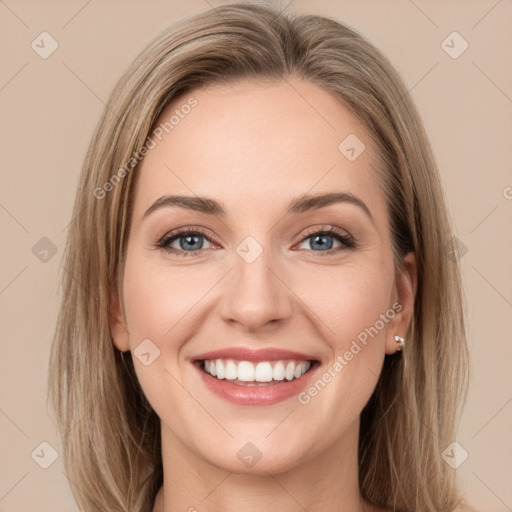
[133, 78, 386, 221]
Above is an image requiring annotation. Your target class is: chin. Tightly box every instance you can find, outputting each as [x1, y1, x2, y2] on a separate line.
[207, 449, 305, 476]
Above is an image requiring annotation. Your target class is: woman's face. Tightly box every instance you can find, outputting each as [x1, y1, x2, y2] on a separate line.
[111, 78, 416, 474]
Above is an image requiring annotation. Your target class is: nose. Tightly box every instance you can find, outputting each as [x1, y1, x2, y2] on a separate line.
[218, 249, 293, 333]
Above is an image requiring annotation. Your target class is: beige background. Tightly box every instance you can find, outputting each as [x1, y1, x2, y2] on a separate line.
[1, 1, 511, 510]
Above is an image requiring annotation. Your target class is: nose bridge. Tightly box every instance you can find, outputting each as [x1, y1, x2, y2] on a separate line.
[219, 236, 292, 331]
[235, 245, 275, 295]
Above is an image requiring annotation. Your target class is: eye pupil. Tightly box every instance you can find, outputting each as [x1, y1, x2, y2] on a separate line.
[311, 234, 333, 251]
[181, 234, 203, 250]
[161, 228, 352, 257]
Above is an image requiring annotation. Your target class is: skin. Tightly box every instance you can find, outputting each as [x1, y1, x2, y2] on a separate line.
[110, 78, 417, 512]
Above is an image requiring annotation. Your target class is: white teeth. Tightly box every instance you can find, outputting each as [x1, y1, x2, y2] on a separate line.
[255, 362, 273, 382]
[272, 361, 285, 381]
[225, 360, 238, 380]
[285, 361, 295, 381]
[237, 361, 255, 381]
[215, 359, 225, 379]
[202, 359, 312, 383]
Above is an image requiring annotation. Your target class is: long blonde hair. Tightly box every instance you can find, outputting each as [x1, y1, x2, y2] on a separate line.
[48, 3, 470, 511]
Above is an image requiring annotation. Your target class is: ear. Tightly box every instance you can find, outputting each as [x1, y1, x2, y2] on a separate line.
[385, 251, 417, 355]
[109, 287, 130, 351]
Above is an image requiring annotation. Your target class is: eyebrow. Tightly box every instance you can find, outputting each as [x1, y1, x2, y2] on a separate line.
[143, 192, 374, 224]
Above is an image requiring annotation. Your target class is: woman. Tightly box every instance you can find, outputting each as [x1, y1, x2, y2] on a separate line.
[49, 3, 472, 511]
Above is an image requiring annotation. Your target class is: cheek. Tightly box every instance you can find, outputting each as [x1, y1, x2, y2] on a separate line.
[122, 254, 213, 343]
[120, 252, 207, 419]
[293, 260, 394, 350]
[291, 263, 393, 431]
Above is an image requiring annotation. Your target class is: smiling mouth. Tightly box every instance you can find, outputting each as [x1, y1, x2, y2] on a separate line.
[194, 358, 319, 386]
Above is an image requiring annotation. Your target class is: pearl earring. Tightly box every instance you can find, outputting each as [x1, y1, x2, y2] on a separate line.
[394, 335, 405, 351]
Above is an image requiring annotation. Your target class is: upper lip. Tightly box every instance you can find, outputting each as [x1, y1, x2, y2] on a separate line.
[192, 347, 317, 363]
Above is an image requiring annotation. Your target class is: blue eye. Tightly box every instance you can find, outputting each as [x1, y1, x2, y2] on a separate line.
[304, 233, 337, 251]
[175, 233, 206, 251]
[297, 228, 356, 253]
[157, 229, 214, 256]
[156, 226, 356, 257]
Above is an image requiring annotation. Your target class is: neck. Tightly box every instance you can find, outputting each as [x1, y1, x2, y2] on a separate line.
[153, 419, 376, 512]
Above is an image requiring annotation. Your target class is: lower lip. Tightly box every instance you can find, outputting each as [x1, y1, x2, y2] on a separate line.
[193, 361, 318, 406]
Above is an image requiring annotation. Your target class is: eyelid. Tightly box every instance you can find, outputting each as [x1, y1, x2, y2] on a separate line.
[293, 225, 357, 253]
[155, 224, 357, 256]
[155, 226, 219, 253]
[297, 224, 354, 245]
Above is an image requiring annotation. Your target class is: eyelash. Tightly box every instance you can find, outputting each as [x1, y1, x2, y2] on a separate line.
[155, 225, 357, 258]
